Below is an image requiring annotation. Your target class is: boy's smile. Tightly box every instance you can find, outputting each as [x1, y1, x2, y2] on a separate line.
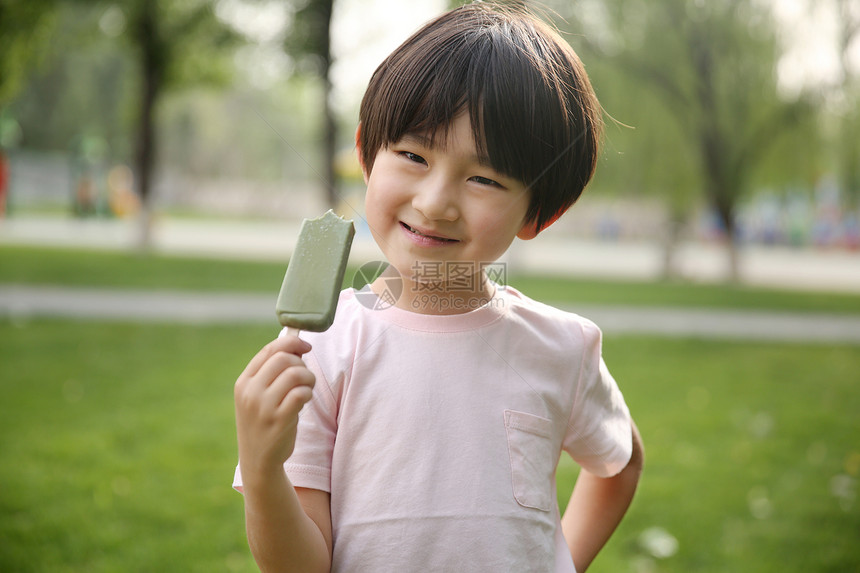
[399, 221, 460, 246]
[360, 112, 531, 313]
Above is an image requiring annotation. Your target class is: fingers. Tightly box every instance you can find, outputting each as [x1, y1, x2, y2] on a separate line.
[265, 361, 316, 411]
[236, 334, 317, 412]
[276, 377, 315, 420]
[240, 334, 311, 380]
[254, 350, 306, 391]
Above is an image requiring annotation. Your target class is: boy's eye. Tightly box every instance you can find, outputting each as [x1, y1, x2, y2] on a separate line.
[470, 175, 503, 188]
[400, 151, 427, 165]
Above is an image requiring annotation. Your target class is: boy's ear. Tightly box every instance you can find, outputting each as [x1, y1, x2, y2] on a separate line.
[354, 124, 369, 183]
[517, 221, 540, 240]
[517, 211, 563, 240]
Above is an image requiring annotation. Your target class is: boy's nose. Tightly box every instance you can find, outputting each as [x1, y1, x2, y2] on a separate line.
[412, 174, 459, 221]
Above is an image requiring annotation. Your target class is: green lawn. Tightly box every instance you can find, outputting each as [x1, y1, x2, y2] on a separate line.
[1, 318, 858, 572]
[562, 336, 860, 572]
[3, 245, 860, 314]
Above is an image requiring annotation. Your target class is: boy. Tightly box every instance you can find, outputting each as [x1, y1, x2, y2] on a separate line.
[234, 3, 644, 572]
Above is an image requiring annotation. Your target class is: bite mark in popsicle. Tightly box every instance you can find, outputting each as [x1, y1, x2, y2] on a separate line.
[276, 210, 355, 333]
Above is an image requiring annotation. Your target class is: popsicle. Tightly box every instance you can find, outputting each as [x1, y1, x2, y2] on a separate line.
[276, 209, 355, 334]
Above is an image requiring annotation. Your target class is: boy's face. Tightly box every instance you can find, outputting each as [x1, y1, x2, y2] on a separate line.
[361, 112, 530, 286]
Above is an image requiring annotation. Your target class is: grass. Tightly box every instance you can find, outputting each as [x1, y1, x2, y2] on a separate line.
[509, 274, 860, 315]
[0, 246, 287, 293]
[0, 319, 267, 573]
[562, 336, 860, 572]
[3, 245, 860, 314]
[1, 319, 858, 572]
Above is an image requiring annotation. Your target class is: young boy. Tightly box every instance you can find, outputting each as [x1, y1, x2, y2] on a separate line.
[233, 3, 644, 572]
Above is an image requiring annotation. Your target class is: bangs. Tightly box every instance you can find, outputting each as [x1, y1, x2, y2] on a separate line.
[359, 4, 602, 230]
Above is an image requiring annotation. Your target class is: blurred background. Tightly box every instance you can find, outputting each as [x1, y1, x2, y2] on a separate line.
[1, 1, 859, 572]
[1, 0, 858, 285]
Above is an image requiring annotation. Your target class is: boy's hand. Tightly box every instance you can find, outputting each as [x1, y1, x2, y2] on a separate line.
[234, 335, 315, 481]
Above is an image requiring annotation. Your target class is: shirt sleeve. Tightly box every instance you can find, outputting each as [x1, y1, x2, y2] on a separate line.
[562, 320, 632, 477]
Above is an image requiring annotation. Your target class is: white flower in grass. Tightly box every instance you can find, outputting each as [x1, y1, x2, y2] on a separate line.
[638, 526, 679, 559]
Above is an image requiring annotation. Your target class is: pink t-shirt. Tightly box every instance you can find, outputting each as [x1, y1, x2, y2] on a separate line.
[234, 285, 632, 572]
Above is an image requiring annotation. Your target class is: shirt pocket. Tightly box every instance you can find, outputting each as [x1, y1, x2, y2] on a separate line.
[504, 409, 555, 512]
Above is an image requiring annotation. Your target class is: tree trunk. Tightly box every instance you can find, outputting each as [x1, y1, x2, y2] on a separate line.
[660, 216, 684, 280]
[319, 0, 338, 210]
[699, 132, 742, 283]
[839, 111, 859, 211]
[133, 1, 161, 251]
[135, 69, 157, 250]
[690, 28, 741, 284]
[322, 68, 337, 210]
[712, 192, 740, 283]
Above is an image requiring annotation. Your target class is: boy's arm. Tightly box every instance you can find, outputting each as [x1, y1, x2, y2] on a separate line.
[242, 477, 332, 573]
[561, 420, 644, 572]
[235, 335, 333, 572]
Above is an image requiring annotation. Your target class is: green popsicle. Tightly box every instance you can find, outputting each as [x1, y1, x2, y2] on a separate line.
[276, 210, 355, 333]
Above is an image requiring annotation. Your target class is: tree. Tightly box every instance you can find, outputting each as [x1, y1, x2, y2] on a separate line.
[834, 0, 860, 211]
[0, 0, 59, 106]
[118, 0, 239, 247]
[0, 0, 63, 218]
[555, 0, 811, 281]
[284, 0, 338, 209]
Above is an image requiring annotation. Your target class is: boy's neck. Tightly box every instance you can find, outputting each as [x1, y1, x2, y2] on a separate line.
[369, 267, 496, 316]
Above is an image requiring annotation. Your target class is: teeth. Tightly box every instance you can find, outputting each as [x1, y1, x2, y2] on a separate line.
[406, 224, 425, 236]
[405, 223, 452, 241]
